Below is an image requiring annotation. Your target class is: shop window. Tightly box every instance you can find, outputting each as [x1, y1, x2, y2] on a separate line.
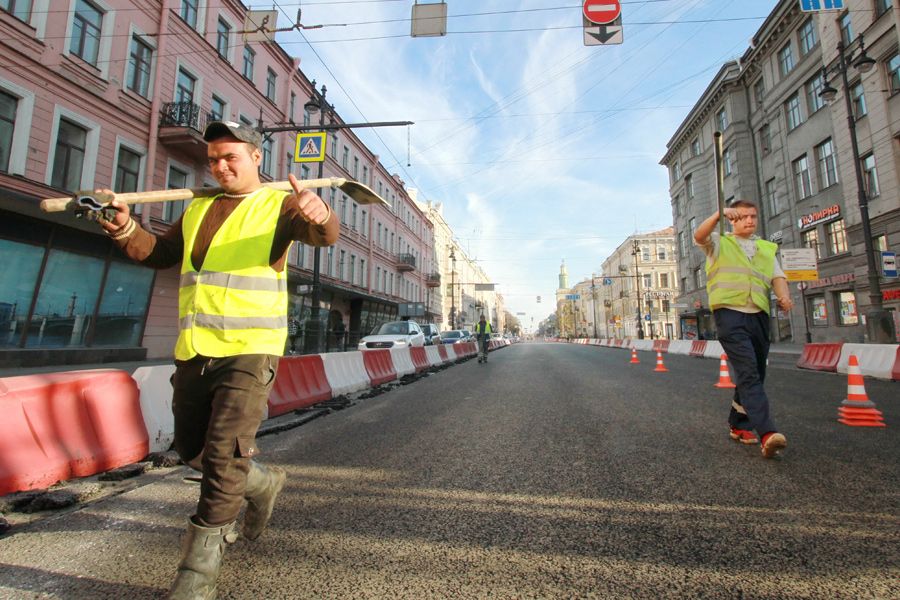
[0, 239, 44, 347]
[810, 295, 828, 326]
[836, 291, 858, 325]
[26, 249, 105, 348]
[93, 262, 153, 346]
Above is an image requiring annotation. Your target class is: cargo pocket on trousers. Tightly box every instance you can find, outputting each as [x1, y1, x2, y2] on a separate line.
[235, 434, 259, 459]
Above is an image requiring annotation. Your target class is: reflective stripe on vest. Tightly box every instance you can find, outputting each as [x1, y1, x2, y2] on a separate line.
[174, 188, 289, 360]
[705, 235, 776, 314]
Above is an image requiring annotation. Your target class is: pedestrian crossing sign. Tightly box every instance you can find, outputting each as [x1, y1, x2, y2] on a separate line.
[293, 132, 326, 163]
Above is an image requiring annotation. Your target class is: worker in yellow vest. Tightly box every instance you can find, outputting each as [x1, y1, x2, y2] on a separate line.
[96, 121, 338, 598]
[475, 314, 493, 363]
[694, 200, 793, 459]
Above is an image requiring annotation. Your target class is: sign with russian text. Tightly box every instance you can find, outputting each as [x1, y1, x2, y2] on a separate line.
[798, 204, 840, 229]
[780, 248, 819, 281]
[799, 0, 844, 11]
[565, 294, 581, 300]
[883, 251, 898, 278]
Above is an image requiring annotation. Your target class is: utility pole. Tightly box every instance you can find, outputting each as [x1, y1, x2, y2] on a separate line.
[632, 239, 644, 339]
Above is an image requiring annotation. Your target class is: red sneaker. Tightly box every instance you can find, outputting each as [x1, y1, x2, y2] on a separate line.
[761, 432, 787, 458]
[729, 427, 758, 445]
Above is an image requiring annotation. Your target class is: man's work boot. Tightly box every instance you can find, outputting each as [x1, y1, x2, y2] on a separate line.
[242, 462, 286, 540]
[168, 518, 237, 600]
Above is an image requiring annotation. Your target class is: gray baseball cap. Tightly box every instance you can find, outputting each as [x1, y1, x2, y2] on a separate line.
[203, 120, 262, 147]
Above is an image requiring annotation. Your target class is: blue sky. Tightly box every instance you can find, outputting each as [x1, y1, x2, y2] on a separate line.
[267, 0, 780, 330]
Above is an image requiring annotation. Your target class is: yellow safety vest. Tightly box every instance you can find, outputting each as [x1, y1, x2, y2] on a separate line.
[706, 234, 776, 314]
[174, 188, 289, 360]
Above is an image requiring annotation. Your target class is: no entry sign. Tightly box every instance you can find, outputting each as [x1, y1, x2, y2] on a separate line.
[583, 0, 621, 25]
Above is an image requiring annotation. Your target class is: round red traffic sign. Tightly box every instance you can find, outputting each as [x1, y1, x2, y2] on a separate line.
[583, 0, 621, 25]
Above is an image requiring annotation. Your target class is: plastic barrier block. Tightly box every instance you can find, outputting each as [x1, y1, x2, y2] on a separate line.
[690, 341, 707, 357]
[436, 344, 450, 363]
[131, 364, 176, 453]
[668, 340, 692, 355]
[409, 347, 430, 372]
[424, 345, 442, 367]
[0, 370, 149, 495]
[268, 355, 332, 418]
[703, 340, 725, 359]
[321, 352, 370, 396]
[656, 340, 671, 353]
[363, 349, 398, 386]
[796, 343, 844, 372]
[894, 346, 900, 382]
[837, 343, 900, 380]
[389, 347, 417, 377]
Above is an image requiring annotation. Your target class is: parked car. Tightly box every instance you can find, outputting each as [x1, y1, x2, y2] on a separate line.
[358, 320, 426, 350]
[421, 323, 441, 345]
[462, 329, 474, 342]
[439, 330, 469, 344]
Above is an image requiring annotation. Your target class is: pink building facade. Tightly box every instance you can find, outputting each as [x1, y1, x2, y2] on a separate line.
[0, 0, 440, 366]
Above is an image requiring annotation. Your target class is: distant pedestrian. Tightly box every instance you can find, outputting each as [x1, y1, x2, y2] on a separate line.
[288, 317, 300, 353]
[693, 200, 793, 458]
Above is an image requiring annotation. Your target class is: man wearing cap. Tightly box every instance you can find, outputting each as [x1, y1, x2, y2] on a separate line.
[96, 121, 338, 599]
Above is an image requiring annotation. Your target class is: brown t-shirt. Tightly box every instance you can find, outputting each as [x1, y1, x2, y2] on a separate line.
[113, 191, 339, 271]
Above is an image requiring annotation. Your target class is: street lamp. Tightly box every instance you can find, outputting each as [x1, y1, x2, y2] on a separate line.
[590, 274, 599, 338]
[303, 81, 332, 353]
[449, 247, 456, 330]
[631, 239, 645, 339]
[819, 36, 896, 343]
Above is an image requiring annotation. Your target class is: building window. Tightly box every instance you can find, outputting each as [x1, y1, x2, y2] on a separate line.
[266, 68, 277, 102]
[691, 137, 700, 156]
[114, 147, 141, 193]
[838, 12, 853, 46]
[810, 295, 828, 326]
[180, 0, 197, 28]
[127, 36, 153, 98]
[216, 18, 230, 58]
[641, 245, 650, 261]
[361, 210, 367, 237]
[658, 245, 666, 261]
[353, 156, 359, 179]
[875, 0, 893, 17]
[210, 95, 226, 121]
[70, 0, 102, 66]
[861, 154, 879, 198]
[887, 52, 900, 95]
[164, 165, 188, 221]
[685, 174, 694, 199]
[660, 273, 668, 288]
[0, 90, 16, 173]
[242, 45, 254, 80]
[349, 254, 355, 284]
[351, 203, 358, 231]
[694, 267, 704, 289]
[850, 82, 866, 118]
[643, 274, 652, 289]
[874, 234, 888, 253]
[785, 93, 802, 130]
[806, 72, 825, 114]
[798, 18, 817, 55]
[331, 134, 338, 158]
[342, 146, 349, 170]
[716, 106, 727, 131]
[765, 178, 779, 216]
[778, 43, 795, 76]
[1, 0, 32, 21]
[753, 78, 764, 107]
[802, 228, 820, 260]
[816, 138, 838, 189]
[340, 196, 348, 224]
[836, 291, 858, 325]
[175, 68, 195, 105]
[359, 258, 366, 287]
[689, 217, 696, 238]
[51, 119, 87, 191]
[723, 147, 734, 176]
[339, 251, 346, 280]
[759, 124, 771, 154]
[362, 165, 368, 185]
[793, 155, 812, 200]
[672, 161, 681, 181]
[261, 138, 273, 176]
[827, 219, 848, 255]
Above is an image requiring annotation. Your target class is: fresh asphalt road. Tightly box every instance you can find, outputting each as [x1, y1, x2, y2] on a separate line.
[1, 342, 898, 599]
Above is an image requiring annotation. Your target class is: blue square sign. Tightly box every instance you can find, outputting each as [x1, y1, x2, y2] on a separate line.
[799, 0, 844, 11]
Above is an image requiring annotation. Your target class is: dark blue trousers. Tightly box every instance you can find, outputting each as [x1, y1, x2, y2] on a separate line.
[713, 308, 777, 435]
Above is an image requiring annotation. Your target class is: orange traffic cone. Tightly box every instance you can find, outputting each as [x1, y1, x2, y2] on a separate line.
[714, 354, 736, 388]
[838, 355, 886, 427]
[629, 347, 640, 364]
[653, 351, 668, 372]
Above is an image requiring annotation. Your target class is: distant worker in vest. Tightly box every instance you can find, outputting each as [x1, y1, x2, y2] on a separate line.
[475, 314, 493, 363]
[95, 120, 338, 598]
[693, 200, 793, 459]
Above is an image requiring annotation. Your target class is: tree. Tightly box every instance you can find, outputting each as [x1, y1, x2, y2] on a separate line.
[503, 311, 521, 335]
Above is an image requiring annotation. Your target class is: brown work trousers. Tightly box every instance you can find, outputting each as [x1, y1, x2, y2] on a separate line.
[171, 354, 279, 526]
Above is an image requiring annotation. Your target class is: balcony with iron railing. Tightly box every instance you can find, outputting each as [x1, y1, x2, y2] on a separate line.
[158, 102, 216, 161]
[425, 272, 441, 287]
[396, 253, 416, 272]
